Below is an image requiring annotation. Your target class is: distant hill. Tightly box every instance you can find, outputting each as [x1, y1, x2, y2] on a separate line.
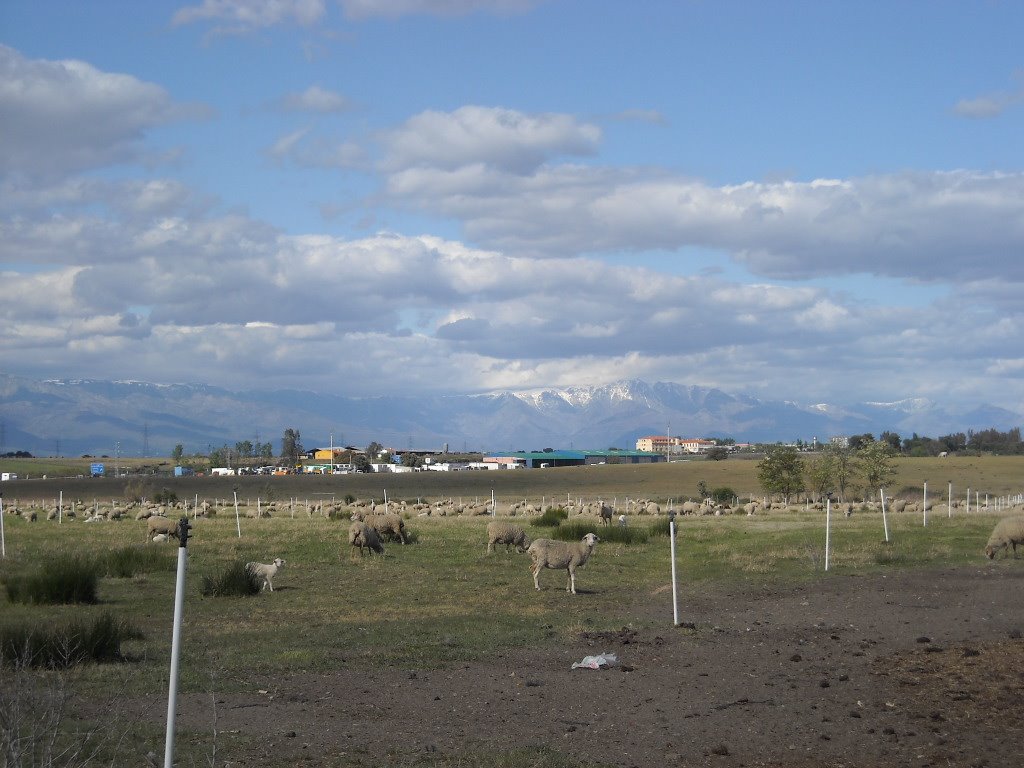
[1, 373, 1020, 457]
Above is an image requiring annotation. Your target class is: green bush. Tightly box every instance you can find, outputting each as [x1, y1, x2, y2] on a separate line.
[3, 556, 98, 605]
[648, 517, 673, 537]
[200, 560, 261, 598]
[98, 546, 175, 578]
[529, 506, 568, 528]
[710, 486, 736, 505]
[550, 521, 649, 545]
[0, 611, 141, 668]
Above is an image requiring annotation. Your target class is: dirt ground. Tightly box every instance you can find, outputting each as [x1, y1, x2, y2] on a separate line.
[148, 564, 1024, 768]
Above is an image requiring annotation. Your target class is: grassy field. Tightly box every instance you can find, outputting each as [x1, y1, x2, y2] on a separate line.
[0, 504, 1016, 687]
[5, 454, 1024, 505]
[2, 457, 1022, 765]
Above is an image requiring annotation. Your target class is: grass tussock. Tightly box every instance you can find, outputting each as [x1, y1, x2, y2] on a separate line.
[529, 506, 569, 527]
[0, 611, 141, 668]
[550, 521, 649, 544]
[97, 545, 175, 578]
[3, 556, 98, 605]
[200, 560, 261, 597]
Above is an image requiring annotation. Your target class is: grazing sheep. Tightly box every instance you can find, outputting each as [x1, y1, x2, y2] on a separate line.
[486, 521, 531, 554]
[348, 521, 385, 556]
[246, 558, 286, 591]
[357, 512, 408, 544]
[152, 533, 169, 543]
[527, 533, 600, 594]
[146, 516, 179, 541]
[598, 503, 613, 526]
[984, 516, 1024, 559]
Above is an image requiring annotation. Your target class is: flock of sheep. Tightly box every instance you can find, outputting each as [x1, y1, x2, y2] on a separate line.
[4, 491, 1024, 597]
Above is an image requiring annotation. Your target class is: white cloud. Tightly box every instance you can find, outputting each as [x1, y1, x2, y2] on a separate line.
[280, 85, 350, 113]
[381, 106, 601, 173]
[953, 73, 1024, 118]
[172, 0, 326, 28]
[0, 46, 193, 179]
[339, 0, 538, 20]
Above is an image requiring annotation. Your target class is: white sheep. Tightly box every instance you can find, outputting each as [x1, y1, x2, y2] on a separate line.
[984, 516, 1024, 559]
[246, 558, 286, 591]
[527, 533, 600, 594]
[486, 521, 531, 554]
[146, 516, 179, 542]
[354, 512, 408, 544]
[349, 521, 385, 556]
[152, 533, 169, 543]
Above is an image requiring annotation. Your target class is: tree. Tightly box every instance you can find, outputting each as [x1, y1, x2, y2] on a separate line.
[756, 446, 805, 503]
[235, 440, 253, 459]
[258, 441, 274, 460]
[352, 453, 371, 472]
[804, 451, 836, 501]
[879, 431, 901, 453]
[706, 446, 729, 461]
[823, 443, 857, 502]
[858, 440, 897, 496]
[366, 441, 383, 460]
[171, 444, 184, 462]
[401, 452, 423, 468]
[848, 433, 874, 451]
[281, 429, 303, 467]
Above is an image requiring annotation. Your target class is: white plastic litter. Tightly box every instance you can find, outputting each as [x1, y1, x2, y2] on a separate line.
[571, 652, 619, 670]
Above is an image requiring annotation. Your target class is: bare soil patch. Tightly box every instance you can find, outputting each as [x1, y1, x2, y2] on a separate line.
[145, 564, 1023, 767]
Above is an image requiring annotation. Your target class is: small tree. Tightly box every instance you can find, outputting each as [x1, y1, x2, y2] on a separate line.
[171, 444, 184, 462]
[857, 440, 897, 498]
[823, 443, 857, 502]
[706, 446, 729, 461]
[804, 451, 836, 501]
[757, 446, 805, 503]
[281, 429, 303, 467]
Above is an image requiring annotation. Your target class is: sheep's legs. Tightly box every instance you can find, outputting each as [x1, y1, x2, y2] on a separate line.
[567, 569, 576, 594]
[531, 564, 541, 590]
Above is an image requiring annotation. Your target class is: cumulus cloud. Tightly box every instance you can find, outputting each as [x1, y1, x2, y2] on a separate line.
[380, 106, 601, 173]
[373, 109, 1024, 283]
[172, 0, 326, 28]
[0, 45, 197, 180]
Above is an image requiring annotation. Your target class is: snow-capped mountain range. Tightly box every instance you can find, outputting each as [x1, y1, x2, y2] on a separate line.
[0, 373, 1020, 457]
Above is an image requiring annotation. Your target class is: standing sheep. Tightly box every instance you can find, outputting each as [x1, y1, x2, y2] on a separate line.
[486, 521, 531, 554]
[359, 512, 409, 544]
[984, 516, 1024, 559]
[146, 516, 179, 542]
[527, 533, 600, 594]
[245, 558, 286, 591]
[349, 521, 385, 556]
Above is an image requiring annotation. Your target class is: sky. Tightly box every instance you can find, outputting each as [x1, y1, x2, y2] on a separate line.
[2, 0, 1023, 413]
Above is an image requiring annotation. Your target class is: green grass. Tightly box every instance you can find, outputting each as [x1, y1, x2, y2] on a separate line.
[0, 496, 1018, 766]
[200, 559, 262, 597]
[3, 555, 99, 605]
[0, 611, 141, 668]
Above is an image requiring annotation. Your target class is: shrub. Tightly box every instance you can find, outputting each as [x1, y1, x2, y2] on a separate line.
[200, 561, 261, 598]
[550, 521, 649, 545]
[152, 487, 178, 505]
[0, 612, 141, 668]
[530, 506, 568, 528]
[98, 546, 174, 578]
[649, 517, 673, 537]
[710, 487, 736, 505]
[344, 494, 357, 505]
[123, 479, 153, 504]
[4, 556, 98, 605]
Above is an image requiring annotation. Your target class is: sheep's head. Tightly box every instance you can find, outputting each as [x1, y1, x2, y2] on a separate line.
[582, 533, 600, 547]
[984, 545, 998, 559]
[273, 558, 286, 568]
